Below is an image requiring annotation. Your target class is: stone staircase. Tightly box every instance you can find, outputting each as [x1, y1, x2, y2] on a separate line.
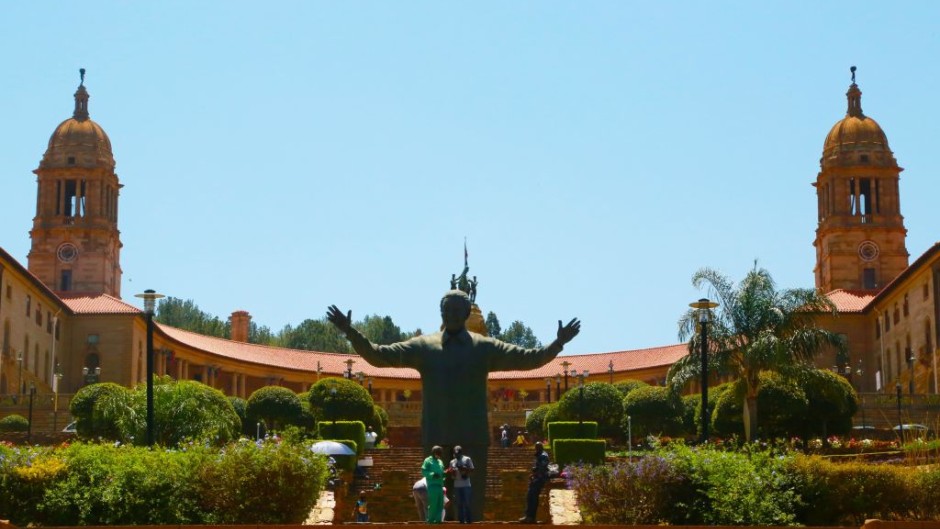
[345, 446, 549, 523]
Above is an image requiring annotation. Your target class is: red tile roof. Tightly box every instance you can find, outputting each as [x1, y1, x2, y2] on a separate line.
[825, 289, 875, 313]
[157, 323, 687, 381]
[60, 293, 142, 314]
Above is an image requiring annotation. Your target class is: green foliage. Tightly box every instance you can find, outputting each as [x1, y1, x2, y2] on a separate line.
[566, 453, 684, 524]
[371, 404, 389, 439]
[0, 414, 29, 432]
[542, 403, 562, 429]
[800, 368, 858, 437]
[308, 377, 375, 427]
[622, 385, 683, 438]
[155, 297, 229, 338]
[138, 378, 241, 446]
[246, 386, 304, 431]
[552, 439, 606, 466]
[711, 381, 745, 437]
[228, 396, 255, 436]
[612, 378, 649, 396]
[668, 264, 846, 441]
[278, 318, 351, 352]
[788, 455, 920, 525]
[318, 421, 366, 456]
[485, 311, 501, 337]
[679, 394, 700, 436]
[547, 421, 598, 447]
[69, 382, 135, 441]
[0, 440, 327, 526]
[359, 314, 407, 344]
[499, 320, 542, 348]
[755, 371, 809, 438]
[554, 382, 623, 438]
[525, 404, 555, 440]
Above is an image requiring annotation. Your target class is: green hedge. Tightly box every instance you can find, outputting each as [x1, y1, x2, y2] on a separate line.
[0, 414, 29, 432]
[318, 420, 366, 455]
[547, 421, 597, 445]
[325, 439, 360, 471]
[553, 439, 606, 466]
[0, 440, 327, 526]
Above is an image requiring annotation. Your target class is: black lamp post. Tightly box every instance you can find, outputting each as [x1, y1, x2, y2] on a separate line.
[555, 374, 561, 401]
[330, 380, 338, 434]
[136, 289, 165, 447]
[345, 358, 355, 379]
[356, 371, 365, 386]
[895, 382, 903, 439]
[82, 366, 101, 385]
[545, 378, 552, 403]
[690, 298, 719, 444]
[27, 383, 36, 443]
[17, 351, 24, 395]
[906, 348, 915, 397]
[855, 360, 866, 430]
[573, 369, 590, 425]
[53, 362, 63, 431]
[367, 377, 373, 397]
[608, 360, 614, 384]
[560, 360, 571, 394]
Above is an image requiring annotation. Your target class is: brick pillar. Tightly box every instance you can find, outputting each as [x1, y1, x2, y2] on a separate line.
[229, 310, 252, 343]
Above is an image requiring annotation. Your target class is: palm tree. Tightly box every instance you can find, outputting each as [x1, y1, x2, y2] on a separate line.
[667, 263, 846, 441]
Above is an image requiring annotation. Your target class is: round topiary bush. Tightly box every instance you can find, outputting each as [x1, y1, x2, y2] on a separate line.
[246, 386, 304, 431]
[613, 379, 650, 397]
[622, 385, 683, 438]
[307, 377, 374, 426]
[0, 414, 29, 432]
[555, 382, 624, 439]
[525, 403, 555, 441]
[68, 382, 135, 441]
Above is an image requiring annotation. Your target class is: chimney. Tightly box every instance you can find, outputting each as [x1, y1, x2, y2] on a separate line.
[230, 310, 251, 342]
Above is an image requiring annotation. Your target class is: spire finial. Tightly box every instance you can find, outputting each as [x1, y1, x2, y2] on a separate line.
[73, 69, 90, 121]
[845, 66, 863, 118]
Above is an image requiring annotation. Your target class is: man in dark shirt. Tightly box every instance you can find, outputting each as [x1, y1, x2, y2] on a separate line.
[520, 441, 551, 523]
[328, 290, 579, 521]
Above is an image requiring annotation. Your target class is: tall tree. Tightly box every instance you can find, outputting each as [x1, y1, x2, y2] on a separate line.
[499, 320, 542, 348]
[359, 314, 405, 345]
[667, 263, 846, 441]
[156, 297, 229, 338]
[485, 311, 502, 338]
[278, 319, 351, 353]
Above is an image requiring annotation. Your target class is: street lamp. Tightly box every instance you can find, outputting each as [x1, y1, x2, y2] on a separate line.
[545, 378, 552, 403]
[82, 366, 101, 385]
[53, 362, 63, 431]
[690, 298, 719, 445]
[345, 358, 355, 379]
[572, 369, 590, 425]
[356, 371, 365, 386]
[17, 351, 24, 395]
[26, 383, 36, 443]
[608, 360, 614, 384]
[906, 348, 915, 397]
[330, 380, 338, 434]
[855, 360, 866, 430]
[136, 289, 165, 446]
[895, 382, 903, 440]
[560, 360, 571, 394]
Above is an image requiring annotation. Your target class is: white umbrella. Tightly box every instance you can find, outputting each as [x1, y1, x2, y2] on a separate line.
[310, 440, 356, 456]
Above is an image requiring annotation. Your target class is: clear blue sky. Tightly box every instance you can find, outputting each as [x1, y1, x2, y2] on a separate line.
[2, 2, 939, 356]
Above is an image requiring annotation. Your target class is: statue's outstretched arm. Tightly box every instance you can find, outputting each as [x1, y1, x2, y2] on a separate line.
[327, 305, 418, 368]
[488, 317, 580, 371]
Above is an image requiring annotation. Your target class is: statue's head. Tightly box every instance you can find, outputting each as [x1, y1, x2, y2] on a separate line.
[440, 289, 471, 333]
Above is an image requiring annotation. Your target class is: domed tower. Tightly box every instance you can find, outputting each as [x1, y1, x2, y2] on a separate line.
[813, 67, 908, 292]
[27, 70, 123, 297]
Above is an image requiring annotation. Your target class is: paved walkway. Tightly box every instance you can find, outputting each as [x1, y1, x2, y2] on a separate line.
[303, 489, 581, 525]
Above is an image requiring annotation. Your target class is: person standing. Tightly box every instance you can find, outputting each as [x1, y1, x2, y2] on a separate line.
[354, 491, 369, 522]
[365, 426, 378, 449]
[520, 442, 551, 524]
[501, 427, 510, 448]
[449, 445, 474, 523]
[421, 445, 446, 524]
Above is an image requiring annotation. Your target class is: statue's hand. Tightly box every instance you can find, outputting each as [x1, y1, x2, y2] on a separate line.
[556, 318, 581, 345]
[327, 305, 353, 334]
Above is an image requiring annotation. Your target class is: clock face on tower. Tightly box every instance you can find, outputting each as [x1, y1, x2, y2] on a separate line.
[57, 243, 78, 263]
[858, 241, 880, 262]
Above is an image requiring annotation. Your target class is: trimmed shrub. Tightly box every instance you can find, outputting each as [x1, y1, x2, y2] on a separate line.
[711, 381, 745, 437]
[228, 396, 255, 436]
[566, 455, 684, 524]
[613, 378, 649, 397]
[134, 378, 240, 446]
[553, 439, 606, 466]
[0, 414, 29, 432]
[308, 378, 375, 426]
[370, 404, 388, 440]
[555, 382, 623, 438]
[756, 371, 809, 438]
[547, 421, 597, 447]
[68, 382, 135, 441]
[525, 404, 554, 441]
[800, 369, 858, 437]
[622, 385, 683, 438]
[0, 440, 327, 526]
[319, 420, 366, 456]
[246, 386, 304, 431]
[318, 439, 359, 471]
